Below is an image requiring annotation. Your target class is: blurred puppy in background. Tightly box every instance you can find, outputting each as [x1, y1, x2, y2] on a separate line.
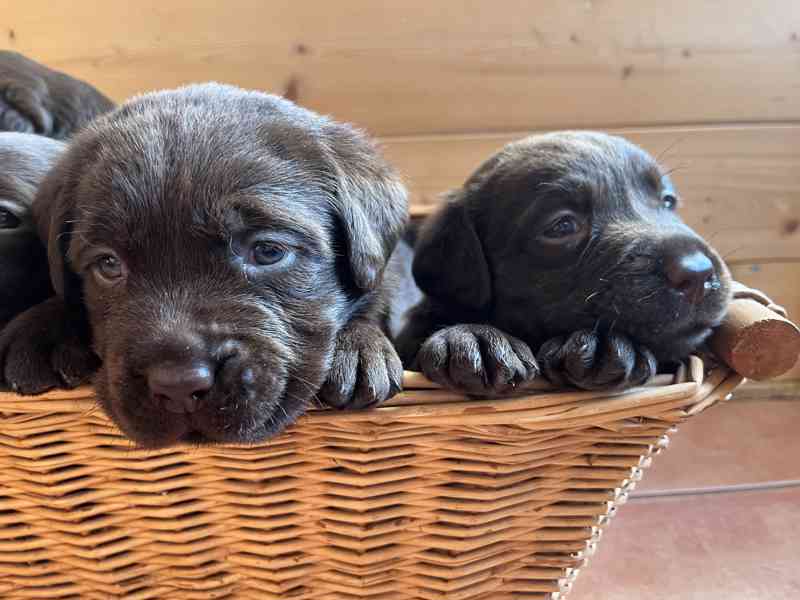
[0, 51, 114, 139]
[397, 132, 732, 393]
[0, 132, 64, 328]
[0, 52, 113, 390]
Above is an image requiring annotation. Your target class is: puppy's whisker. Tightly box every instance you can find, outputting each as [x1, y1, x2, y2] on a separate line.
[288, 370, 322, 392]
[638, 289, 661, 304]
[584, 291, 601, 303]
[722, 245, 749, 261]
[656, 136, 686, 164]
[577, 232, 600, 268]
[661, 163, 690, 178]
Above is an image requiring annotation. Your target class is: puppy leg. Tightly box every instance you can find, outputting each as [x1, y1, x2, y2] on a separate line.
[416, 324, 539, 396]
[537, 330, 656, 391]
[0, 297, 99, 394]
[318, 320, 403, 409]
[0, 82, 52, 135]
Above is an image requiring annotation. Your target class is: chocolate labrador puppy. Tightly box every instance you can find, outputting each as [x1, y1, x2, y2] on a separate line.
[0, 83, 408, 447]
[0, 132, 64, 327]
[396, 132, 732, 393]
[0, 51, 114, 139]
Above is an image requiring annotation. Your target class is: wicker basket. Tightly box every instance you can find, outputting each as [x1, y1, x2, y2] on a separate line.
[0, 356, 742, 600]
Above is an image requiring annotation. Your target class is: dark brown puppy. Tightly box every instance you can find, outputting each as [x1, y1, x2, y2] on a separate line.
[0, 133, 65, 327]
[396, 132, 732, 393]
[0, 51, 114, 139]
[0, 83, 408, 447]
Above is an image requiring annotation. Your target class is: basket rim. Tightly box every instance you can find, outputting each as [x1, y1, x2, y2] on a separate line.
[0, 355, 742, 430]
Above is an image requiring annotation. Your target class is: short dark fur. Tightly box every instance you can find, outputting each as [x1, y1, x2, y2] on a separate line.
[0, 133, 64, 327]
[0, 51, 114, 139]
[0, 83, 408, 447]
[397, 132, 732, 393]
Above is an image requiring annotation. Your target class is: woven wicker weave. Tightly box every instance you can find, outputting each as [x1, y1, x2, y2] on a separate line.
[0, 356, 742, 600]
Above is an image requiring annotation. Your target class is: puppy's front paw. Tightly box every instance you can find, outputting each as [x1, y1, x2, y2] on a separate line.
[319, 321, 403, 410]
[416, 324, 539, 396]
[0, 298, 98, 395]
[0, 83, 51, 135]
[537, 329, 656, 391]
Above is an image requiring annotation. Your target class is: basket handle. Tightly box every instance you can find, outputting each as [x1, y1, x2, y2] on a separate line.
[709, 282, 800, 380]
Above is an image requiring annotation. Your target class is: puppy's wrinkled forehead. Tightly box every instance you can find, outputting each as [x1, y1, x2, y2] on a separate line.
[474, 132, 665, 213]
[69, 109, 333, 260]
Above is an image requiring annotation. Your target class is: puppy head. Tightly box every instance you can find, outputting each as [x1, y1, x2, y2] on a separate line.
[414, 132, 731, 361]
[37, 83, 407, 447]
[0, 132, 63, 325]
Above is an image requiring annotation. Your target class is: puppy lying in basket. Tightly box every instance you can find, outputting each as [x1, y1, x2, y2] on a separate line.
[0, 83, 408, 447]
[396, 132, 734, 393]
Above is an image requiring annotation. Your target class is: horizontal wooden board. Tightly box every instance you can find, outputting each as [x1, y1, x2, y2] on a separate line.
[385, 124, 800, 262]
[2, 1, 800, 135]
[730, 260, 800, 380]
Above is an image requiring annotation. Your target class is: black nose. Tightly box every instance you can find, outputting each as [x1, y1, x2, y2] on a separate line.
[664, 250, 715, 304]
[147, 361, 214, 413]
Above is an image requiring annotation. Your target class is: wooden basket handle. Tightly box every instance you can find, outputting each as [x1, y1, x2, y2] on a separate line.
[709, 282, 800, 380]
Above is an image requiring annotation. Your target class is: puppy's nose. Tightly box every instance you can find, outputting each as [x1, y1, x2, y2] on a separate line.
[664, 250, 715, 304]
[147, 361, 214, 413]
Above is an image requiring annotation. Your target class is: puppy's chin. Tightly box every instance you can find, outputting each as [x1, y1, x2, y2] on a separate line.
[96, 363, 321, 449]
[611, 286, 731, 362]
[639, 323, 716, 362]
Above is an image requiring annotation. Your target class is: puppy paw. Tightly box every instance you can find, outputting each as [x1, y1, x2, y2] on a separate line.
[416, 324, 539, 396]
[0, 83, 52, 134]
[318, 321, 403, 409]
[0, 297, 98, 395]
[537, 329, 656, 391]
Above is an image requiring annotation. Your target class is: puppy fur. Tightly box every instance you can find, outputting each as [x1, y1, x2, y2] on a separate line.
[0, 132, 64, 327]
[397, 132, 732, 393]
[0, 83, 408, 447]
[0, 51, 114, 139]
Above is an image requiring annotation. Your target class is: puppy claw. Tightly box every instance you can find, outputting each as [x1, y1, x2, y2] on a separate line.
[416, 324, 538, 396]
[537, 329, 656, 391]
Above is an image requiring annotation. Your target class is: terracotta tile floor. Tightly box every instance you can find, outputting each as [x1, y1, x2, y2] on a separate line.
[636, 399, 800, 493]
[570, 395, 800, 599]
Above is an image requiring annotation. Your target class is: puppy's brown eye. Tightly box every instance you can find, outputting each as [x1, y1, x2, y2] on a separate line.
[94, 255, 124, 282]
[662, 194, 678, 210]
[0, 208, 20, 229]
[543, 215, 580, 239]
[251, 241, 287, 266]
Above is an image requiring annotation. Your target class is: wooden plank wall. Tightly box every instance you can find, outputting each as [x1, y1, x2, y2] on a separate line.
[3, 1, 799, 379]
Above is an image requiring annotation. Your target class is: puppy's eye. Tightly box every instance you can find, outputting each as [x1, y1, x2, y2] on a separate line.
[543, 215, 580, 239]
[250, 241, 288, 266]
[662, 194, 678, 210]
[0, 208, 20, 229]
[93, 254, 125, 282]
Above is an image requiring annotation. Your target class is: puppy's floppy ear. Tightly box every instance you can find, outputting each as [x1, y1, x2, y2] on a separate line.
[321, 123, 408, 291]
[32, 161, 81, 304]
[412, 190, 492, 312]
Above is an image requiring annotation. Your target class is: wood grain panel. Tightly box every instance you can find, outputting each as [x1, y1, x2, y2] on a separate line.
[384, 125, 800, 262]
[730, 260, 800, 379]
[2, 1, 800, 135]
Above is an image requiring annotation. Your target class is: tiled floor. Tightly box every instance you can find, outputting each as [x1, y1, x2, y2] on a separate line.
[636, 399, 800, 493]
[569, 396, 800, 600]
